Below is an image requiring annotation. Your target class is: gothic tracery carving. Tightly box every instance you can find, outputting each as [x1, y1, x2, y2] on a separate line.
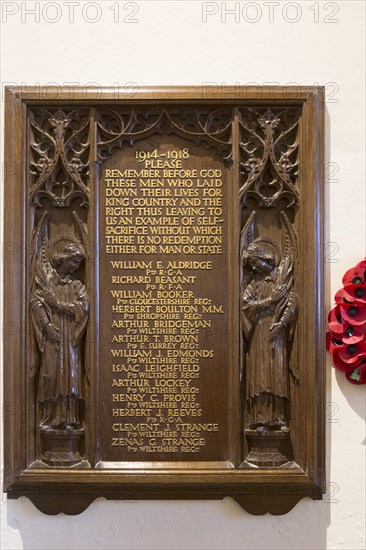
[238, 108, 300, 209]
[29, 108, 90, 208]
[96, 107, 233, 162]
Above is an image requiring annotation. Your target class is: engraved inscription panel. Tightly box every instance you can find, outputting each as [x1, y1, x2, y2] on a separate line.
[99, 135, 231, 463]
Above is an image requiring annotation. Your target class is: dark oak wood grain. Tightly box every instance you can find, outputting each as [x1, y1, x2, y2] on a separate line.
[3, 86, 325, 515]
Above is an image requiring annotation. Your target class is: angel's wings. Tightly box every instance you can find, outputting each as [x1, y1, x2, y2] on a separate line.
[240, 211, 256, 288]
[31, 212, 51, 292]
[73, 211, 88, 257]
[277, 211, 298, 289]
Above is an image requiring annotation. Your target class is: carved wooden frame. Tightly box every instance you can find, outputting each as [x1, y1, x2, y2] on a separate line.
[3, 86, 325, 515]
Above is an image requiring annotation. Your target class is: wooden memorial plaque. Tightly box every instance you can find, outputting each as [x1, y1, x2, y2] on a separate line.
[3, 86, 325, 515]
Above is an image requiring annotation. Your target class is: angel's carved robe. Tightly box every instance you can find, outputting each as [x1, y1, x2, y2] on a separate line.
[242, 272, 298, 429]
[31, 271, 89, 429]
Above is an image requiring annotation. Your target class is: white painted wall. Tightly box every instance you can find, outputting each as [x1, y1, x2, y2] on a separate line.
[0, 1, 365, 549]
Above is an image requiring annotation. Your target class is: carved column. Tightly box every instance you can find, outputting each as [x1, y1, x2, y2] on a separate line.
[239, 108, 301, 468]
[28, 108, 91, 468]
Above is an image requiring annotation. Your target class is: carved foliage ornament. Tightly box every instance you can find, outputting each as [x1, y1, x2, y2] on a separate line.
[238, 108, 300, 209]
[29, 109, 90, 208]
[96, 107, 233, 162]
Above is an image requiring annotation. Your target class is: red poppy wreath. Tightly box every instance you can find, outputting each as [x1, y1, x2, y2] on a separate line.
[326, 258, 366, 384]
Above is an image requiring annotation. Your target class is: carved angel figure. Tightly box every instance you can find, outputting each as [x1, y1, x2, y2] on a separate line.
[31, 242, 89, 430]
[241, 212, 298, 431]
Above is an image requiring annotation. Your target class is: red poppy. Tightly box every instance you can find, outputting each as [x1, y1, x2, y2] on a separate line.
[327, 323, 366, 346]
[341, 324, 365, 344]
[327, 258, 366, 384]
[343, 284, 366, 304]
[332, 350, 357, 372]
[328, 305, 346, 334]
[342, 259, 366, 286]
[340, 304, 366, 326]
[326, 331, 345, 353]
[337, 341, 366, 363]
[334, 286, 355, 304]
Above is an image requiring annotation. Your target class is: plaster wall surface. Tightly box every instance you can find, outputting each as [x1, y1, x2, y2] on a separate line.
[0, 1, 365, 548]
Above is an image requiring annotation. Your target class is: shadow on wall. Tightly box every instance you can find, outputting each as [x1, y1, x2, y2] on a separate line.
[334, 369, 366, 445]
[4, 495, 330, 550]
